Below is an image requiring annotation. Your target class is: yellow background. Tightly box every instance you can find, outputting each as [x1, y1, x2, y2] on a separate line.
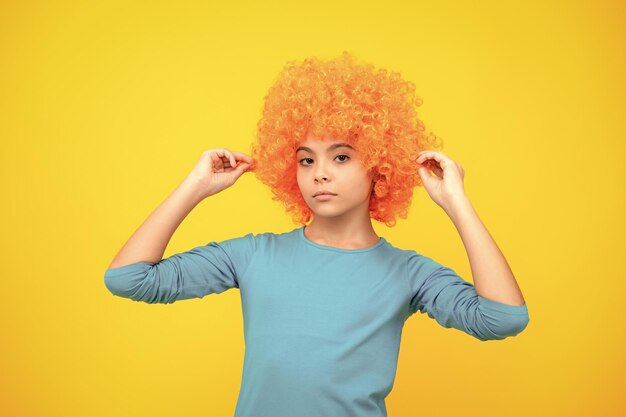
[1, 0, 624, 416]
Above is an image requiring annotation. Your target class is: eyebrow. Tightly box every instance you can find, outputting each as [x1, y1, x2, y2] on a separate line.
[295, 143, 355, 154]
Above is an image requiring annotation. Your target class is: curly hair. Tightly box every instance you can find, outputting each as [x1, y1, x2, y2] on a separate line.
[249, 51, 443, 227]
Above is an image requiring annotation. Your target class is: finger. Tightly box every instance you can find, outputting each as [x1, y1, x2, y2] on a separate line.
[416, 151, 436, 164]
[221, 150, 235, 165]
[230, 151, 254, 163]
[419, 167, 434, 183]
[222, 149, 236, 167]
[209, 151, 225, 172]
[417, 152, 449, 168]
[417, 150, 443, 162]
[421, 160, 443, 177]
[418, 150, 447, 156]
[213, 148, 235, 167]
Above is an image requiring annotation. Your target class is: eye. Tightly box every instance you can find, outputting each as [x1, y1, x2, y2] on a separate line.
[298, 155, 351, 166]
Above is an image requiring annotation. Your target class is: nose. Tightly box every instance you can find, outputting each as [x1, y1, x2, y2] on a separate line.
[313, 160, 331, 182]
[315, 173, 329, 182]
[314, 166, 330, 182]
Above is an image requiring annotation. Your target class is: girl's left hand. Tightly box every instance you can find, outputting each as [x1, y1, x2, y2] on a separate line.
[416, 150, 466, 211]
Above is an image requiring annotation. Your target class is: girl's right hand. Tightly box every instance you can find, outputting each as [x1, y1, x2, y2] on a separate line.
[184, 148, 254, 200]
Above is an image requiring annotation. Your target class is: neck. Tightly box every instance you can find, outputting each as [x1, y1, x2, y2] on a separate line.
[304, 211, 379, 248]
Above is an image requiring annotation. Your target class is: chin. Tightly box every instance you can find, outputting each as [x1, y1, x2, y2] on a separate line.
[309, 205, 344, 216]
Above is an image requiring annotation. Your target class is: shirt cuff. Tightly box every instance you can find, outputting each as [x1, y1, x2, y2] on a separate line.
[477, 295, 528, 315]
[104, 261, 154, 277]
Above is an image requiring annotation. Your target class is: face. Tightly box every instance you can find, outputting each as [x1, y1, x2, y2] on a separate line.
[296, 131, 375, 221]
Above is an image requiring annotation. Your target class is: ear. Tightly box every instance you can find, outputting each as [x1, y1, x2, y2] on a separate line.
[369, 168, 380, 182]
[369, 171, 380, 192]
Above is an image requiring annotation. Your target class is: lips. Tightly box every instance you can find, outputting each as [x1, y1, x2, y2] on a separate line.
[313, 191, 338, 197]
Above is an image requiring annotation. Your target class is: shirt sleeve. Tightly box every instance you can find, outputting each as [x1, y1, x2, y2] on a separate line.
[103, 232, 258, 304]
[405, 250, 530, 341]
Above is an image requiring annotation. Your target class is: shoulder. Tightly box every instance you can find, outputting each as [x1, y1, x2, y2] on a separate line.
[382, 244, 450, 279]
[218, 228, 297, 250]
[378, 239, 431, 265]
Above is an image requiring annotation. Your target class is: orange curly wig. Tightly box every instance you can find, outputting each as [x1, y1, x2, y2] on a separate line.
[249, 51, 443, 227]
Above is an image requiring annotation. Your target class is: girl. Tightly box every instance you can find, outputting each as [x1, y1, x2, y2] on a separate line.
[104, 52, 529, 417]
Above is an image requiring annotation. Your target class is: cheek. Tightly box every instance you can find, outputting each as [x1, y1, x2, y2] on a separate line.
[296, 171, 306, 192]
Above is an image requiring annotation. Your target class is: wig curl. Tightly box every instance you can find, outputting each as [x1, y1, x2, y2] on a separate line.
[249, 51, 443, 227]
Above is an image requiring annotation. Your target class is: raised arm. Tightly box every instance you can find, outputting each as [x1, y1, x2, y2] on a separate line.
[416, 149, 526, 306]
[104, 149, 254, 304]
[108, 148, 253, 269]
[412, 150, 529, 340]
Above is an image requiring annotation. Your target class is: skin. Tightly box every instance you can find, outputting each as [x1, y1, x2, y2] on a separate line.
[417, 150, 526, 306]
[296, 130, 380, 249]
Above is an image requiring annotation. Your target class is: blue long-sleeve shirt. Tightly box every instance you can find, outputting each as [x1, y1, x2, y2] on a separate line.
[104, 226, 529, 417]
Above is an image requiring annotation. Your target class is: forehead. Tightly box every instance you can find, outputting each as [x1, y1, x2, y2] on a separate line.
[295, 140, 354, 154]
[296, 132, 355, 153]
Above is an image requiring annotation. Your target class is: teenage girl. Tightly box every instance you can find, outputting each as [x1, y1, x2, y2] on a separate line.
[104, 52, 529, 417]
